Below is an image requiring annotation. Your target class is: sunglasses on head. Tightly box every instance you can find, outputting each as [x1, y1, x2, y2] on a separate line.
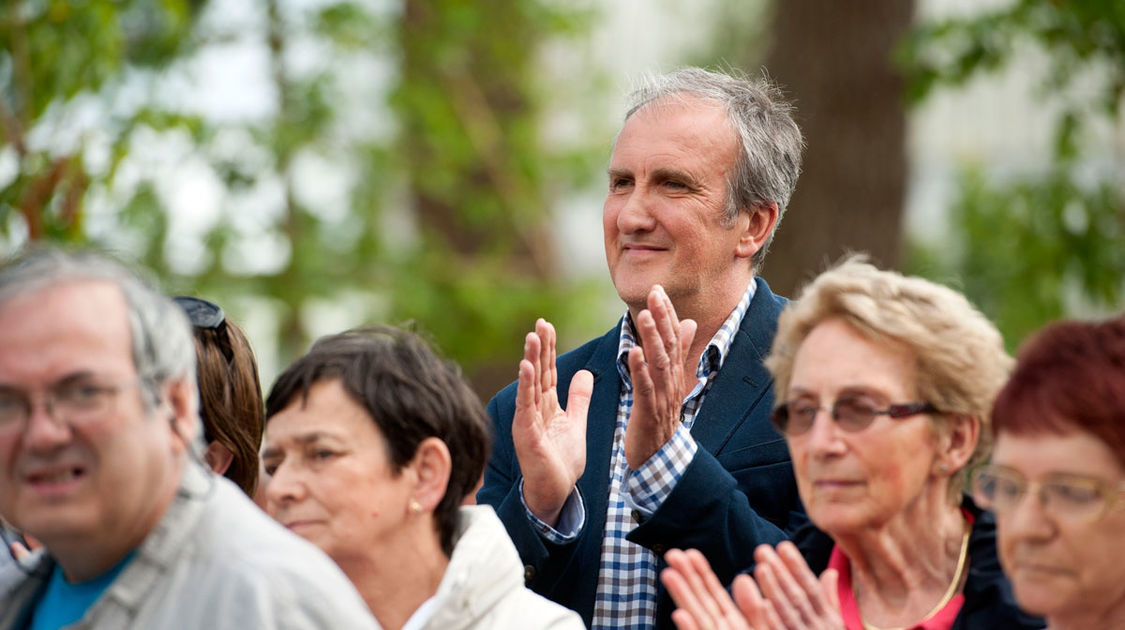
[172, 296, 226, 330]
[174, 295, 234, 367]
[173, 296, 232, 445]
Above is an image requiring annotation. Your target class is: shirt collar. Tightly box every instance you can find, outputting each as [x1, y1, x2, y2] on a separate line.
[616, 279, 757, 389]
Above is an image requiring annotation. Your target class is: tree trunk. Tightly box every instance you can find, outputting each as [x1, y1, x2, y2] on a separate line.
[761, 0, 914, 297]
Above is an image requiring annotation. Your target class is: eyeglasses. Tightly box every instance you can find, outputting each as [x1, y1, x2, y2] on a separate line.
[0, 379, 142, 438]
[770, 395, 940, 436]
[972, 464, 1125, 523]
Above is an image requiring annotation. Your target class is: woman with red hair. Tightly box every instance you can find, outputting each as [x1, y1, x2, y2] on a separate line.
[973, 316, 1125, 630]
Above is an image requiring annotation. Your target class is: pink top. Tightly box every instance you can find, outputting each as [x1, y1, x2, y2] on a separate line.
[827, 511, 974, 630]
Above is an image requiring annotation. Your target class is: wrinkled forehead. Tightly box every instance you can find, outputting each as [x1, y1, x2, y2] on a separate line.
[627, 90, 727, 119]
[617, 94, 735, 142]
[0, 280, 136, 383]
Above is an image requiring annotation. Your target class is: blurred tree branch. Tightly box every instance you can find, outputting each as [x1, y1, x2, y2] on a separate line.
[900, 0, 1125, 347]
[2, 0, 606, 398]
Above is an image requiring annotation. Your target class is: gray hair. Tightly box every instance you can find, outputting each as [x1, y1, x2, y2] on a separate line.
[0, 248, 197, 416]
[625, 67, 805, 268]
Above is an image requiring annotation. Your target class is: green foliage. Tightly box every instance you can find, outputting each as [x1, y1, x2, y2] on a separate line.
[2, 0, 607, 392]
[0, 0, 205, 247]
[900, 0, 1125, 349]
[900, 0, 1125, 110]
[379, 0, 605, 380]
[909, 167, 1124, 348]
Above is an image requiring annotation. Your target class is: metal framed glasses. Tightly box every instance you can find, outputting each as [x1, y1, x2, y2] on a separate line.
[0, 379, 143, 438]
[770, 395, 940, 436]
[972, 464, 1125, 523]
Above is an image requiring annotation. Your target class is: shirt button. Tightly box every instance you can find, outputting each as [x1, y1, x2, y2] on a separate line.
[524, 565, 536, 582]
[631, 509, 642, 523]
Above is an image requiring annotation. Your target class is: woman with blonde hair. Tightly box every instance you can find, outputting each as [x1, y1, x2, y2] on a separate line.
[663, 258, 1041, 630]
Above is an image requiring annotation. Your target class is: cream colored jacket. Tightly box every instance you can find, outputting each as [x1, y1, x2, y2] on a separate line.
[417, 505, 585, 630]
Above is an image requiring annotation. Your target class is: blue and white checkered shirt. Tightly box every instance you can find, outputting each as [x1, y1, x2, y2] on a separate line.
[521, 281, 756, 629]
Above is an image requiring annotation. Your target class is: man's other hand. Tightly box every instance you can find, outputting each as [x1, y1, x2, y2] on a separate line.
[626, 285, 697, 469]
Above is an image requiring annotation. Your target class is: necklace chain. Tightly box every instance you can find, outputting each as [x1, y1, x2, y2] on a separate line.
[860, 514, 971, 630]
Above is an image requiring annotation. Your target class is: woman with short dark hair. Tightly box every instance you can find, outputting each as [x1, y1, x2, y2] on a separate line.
[261, 326, 583, 630]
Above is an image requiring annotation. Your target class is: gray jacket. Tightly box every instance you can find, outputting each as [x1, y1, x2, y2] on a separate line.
[418, 505, 584, 630]
[0, 463, 381, 630]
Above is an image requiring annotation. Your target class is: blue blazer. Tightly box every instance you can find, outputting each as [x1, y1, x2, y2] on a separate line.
[478, 276, 807, 629]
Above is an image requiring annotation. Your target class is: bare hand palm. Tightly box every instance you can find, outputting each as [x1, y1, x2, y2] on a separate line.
[513, 319, 592, 525]
[625, 286, 697, 469]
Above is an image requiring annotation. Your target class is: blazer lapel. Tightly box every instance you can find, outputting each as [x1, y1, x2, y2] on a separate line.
[690, 276, 786, 454]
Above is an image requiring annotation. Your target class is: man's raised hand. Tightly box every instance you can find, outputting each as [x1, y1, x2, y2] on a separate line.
[512, 318, 593, 527]
[625, 285, 697, 469]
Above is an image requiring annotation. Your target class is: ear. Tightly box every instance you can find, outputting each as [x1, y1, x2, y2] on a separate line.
[933, 413, 979, 477]
[204, 441, 235, 476]
[734, 201, 779, 262]
[164, 377, 200, 454]
[409, 437, 452, 513]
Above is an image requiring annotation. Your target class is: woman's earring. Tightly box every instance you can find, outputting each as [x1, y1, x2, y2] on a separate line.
[409, 500, 422, 514]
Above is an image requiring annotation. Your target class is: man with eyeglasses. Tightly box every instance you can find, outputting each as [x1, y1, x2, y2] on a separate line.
[0, 249, 380, 629]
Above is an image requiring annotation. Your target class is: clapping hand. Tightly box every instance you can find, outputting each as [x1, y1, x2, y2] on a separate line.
[663, 548, 755, 630]
[512, 318, 594, 527]
[748, 542, 843, 630]
[625, 285, 697, 469]
[663, 543, 843, 630]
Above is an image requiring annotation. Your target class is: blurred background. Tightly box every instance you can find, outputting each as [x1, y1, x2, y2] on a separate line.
[2, 0, 1122, 400]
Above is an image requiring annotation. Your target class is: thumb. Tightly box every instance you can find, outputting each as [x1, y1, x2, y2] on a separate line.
[10, 541, 31, 562]
[820, 568, 842, 617]
[628, 346, 654, 398]
[566, 369, 593, 431]
[679, 319, 697, 358]
[732, 574, 769, 628]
